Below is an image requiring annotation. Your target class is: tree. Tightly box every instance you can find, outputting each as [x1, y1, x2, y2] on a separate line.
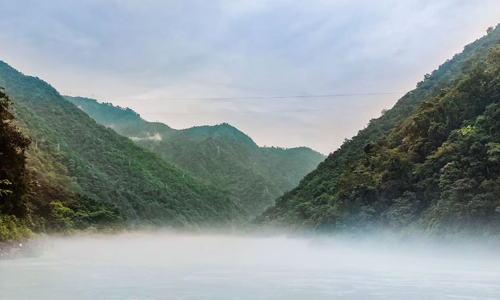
[0, 179, 12, 196]
[0, 88, 31, 217]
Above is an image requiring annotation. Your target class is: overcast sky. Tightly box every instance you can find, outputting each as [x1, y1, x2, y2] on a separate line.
[1, 0, 500, 154]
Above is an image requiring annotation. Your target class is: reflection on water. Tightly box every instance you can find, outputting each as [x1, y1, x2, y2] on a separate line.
[1, 233, 499, 300]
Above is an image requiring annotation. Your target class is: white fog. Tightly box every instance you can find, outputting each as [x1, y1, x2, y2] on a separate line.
[1, 232, 499, 300]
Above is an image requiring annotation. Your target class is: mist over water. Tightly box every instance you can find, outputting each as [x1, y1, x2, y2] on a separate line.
[1, 232, 500, 300]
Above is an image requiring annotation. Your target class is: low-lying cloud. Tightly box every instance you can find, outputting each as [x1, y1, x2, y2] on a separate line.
[1, 232, 500, 299]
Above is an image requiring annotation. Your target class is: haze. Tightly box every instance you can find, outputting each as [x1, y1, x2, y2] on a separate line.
[1, 233, 500, 300]
[2, 0, 500, 153]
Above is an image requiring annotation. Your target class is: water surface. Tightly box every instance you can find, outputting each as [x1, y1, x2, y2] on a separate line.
[1, 233, 499, 300]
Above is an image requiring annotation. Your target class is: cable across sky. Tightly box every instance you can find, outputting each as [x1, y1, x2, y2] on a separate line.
[107, 92, 405, 102]
[142, 105, 390, 116]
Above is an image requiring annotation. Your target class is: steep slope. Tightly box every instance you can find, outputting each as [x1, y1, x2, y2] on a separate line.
[0, 87, 33, 242]
[259, 25, 500, 235]
[1, 87, 121, 242]
[64, 97, 325, 215]
[0, 61, 241, 228]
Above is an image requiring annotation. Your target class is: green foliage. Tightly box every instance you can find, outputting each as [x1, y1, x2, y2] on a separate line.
[259, 25, 500, 235]
[65, 96, 325, 216]
[385, 192, 420, 228]
[0, 215, 32, 243]
[0, 179, 12, 196]
[0, 88, 31, 217]
[46, 198, 121, 234]
[49, 201, 74, 233]
[0, 83, 124, 242]
[0, 61, 242, 230]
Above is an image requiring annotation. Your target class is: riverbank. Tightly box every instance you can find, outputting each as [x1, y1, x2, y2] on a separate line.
[0, 239, 44, 260]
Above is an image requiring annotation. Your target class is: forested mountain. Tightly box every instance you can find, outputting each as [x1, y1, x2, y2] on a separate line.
[0, 61, 242, 240]
[0, 88, 34, 241]
[259, 25, 500, 235]
[65, 96, 325, 215]
[1, 86, 121, 242]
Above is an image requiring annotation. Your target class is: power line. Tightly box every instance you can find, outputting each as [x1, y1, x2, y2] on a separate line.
[108, 92, 404, 102]
[143, 105, 389, 115]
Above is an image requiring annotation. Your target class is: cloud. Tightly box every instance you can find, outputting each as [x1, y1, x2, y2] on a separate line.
[129, 133, 162, 142]
[1, 0, 499, 154]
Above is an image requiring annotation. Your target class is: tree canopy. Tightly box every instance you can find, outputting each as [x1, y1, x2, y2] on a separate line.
[259, 25, 500, 236]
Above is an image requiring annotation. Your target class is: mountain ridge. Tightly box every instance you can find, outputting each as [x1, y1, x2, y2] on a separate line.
[258, 24, 500, 235]
[65, 96, 325, 215]
[0, 60, 243, 232]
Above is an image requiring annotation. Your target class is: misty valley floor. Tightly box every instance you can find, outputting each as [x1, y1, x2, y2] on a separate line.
[0, 233, 499, 300]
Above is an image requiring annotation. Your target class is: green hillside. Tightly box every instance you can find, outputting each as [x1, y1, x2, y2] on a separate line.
[65, 97, 325, 215]
[259, 25, 500, 235]
[0, 61, 242, 235]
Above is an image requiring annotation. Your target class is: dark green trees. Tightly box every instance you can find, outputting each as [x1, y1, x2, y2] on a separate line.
[65, 96, 325, 216]
[0, 88, 30, 217]
[259, 25, 500, 235]
[0, 61, 242, 229]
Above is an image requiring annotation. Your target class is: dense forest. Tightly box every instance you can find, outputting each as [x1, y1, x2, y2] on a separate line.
[1, 87, 121, 242]
[0, 61, 244, 242]
[0, 88, 33, 241]
[65, 96, 324, 215]
[259, 25, 500, 236]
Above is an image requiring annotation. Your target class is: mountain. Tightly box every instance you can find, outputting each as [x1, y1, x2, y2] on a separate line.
[0, 88, 33, 242]
[64, 97, 325, 215]
[0, 61, 242, 235]
[258, 25, 500, 236]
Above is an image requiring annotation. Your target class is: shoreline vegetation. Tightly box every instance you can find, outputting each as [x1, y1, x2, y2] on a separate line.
[0, 239, 39, 260]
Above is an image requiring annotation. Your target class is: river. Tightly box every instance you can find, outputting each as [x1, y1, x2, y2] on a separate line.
[1, 232, 499, 300]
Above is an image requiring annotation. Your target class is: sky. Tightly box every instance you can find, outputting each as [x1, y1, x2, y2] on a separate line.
[1, 0, 500, 154]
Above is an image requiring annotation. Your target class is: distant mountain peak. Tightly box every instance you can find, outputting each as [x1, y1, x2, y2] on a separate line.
[64, 95, 325, 216]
